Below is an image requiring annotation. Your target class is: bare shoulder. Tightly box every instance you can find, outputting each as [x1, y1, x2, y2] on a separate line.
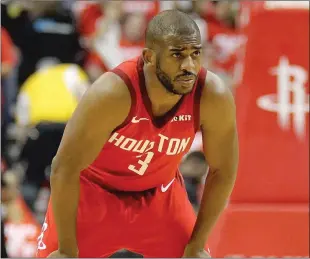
[202, 70, 234, 106]
[80, 72, 131, 118]
[66, 71, 132, 134]
[200, 71, 236, 130]
[88, 72, 131, 105]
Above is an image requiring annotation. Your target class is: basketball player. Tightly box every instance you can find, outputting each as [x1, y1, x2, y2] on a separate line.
[37, 10, 238, 258]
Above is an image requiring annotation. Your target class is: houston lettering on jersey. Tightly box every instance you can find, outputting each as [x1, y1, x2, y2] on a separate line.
[108, 132, 191, 156]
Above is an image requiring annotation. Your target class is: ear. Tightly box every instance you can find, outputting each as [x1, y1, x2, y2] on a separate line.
[142, 48, 155, 66]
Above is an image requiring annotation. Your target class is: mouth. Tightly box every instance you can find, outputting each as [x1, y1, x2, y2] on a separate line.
[176, 75, 196, 82]
[177, 80, 195, 89]
[176, 76, 196, 86]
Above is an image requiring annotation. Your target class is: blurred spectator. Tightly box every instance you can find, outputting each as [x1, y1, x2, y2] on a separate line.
[1, 27, 18, 168]
[1, 219, 8, 258]
[1, 172, 19, 221]
[1, 169, 42, 257]
[180, 150, 208, 211]
[1, 1, 86, 87]
[15, 64, 89, 213]
[199, 1, 246, 87]
[78, 0, 159, 81]
[1, 170, 19, 258]
[1, 176, 9, 258]
[1, 27, 17, 78]
[78, 1, 123, 81]
[119, 12, 146, 53]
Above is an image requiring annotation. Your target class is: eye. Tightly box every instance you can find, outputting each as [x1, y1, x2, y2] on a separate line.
[172, 53, 182, 58]
[193, 50, 201, 57]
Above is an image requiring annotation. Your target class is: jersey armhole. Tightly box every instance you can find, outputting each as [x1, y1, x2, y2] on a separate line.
[110, 68, 137, 132]
[193, 68, 207, 132]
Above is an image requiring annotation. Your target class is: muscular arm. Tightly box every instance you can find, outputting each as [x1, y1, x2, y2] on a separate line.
[50, 72, 131, 257]
[188, 71, 239, 250]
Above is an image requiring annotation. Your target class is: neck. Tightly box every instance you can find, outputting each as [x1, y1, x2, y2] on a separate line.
[143, 66, 182, 116]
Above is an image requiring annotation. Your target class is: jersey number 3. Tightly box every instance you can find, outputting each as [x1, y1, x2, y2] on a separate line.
[128, 152, 154, 175]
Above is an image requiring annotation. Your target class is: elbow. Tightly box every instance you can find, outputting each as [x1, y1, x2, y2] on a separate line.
[50, 156, 61, 177]
[50, 156, 79, 183]
[50, 156, 63, 184]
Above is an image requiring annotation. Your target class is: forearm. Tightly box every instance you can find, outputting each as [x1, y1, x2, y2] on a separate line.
[189, 170, 236, 249]
[50, 169, 80, 257]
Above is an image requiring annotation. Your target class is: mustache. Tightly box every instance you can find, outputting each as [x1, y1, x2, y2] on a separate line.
[175, 71, 197, 80]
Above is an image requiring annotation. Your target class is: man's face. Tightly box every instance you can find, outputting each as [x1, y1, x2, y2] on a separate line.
[154, 33, 202, 95]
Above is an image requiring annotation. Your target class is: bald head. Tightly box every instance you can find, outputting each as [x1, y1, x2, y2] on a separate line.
[145, 10, 201, 48]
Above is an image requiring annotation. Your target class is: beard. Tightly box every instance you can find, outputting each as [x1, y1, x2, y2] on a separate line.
[155, 57, 196, 96]
[155, 58, 181, 95]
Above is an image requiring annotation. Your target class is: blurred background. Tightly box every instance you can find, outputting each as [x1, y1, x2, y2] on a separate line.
[1, 0, 309, 257]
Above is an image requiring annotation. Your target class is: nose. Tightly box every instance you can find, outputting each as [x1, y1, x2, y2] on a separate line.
[180, 56, 195, 73]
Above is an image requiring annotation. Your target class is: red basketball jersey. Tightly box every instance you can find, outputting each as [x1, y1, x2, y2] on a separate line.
[82, 56, 207, 191]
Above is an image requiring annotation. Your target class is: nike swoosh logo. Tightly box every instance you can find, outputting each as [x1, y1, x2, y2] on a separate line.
[131, 116, 149, 123]
[161, 178, 175, 193]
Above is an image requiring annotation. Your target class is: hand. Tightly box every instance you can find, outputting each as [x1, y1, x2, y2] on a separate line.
[183, 245, 211, 258]
[47, 250, 78, 258]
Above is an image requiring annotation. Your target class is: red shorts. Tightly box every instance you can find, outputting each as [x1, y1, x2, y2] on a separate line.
[36, 174, 209, 257]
